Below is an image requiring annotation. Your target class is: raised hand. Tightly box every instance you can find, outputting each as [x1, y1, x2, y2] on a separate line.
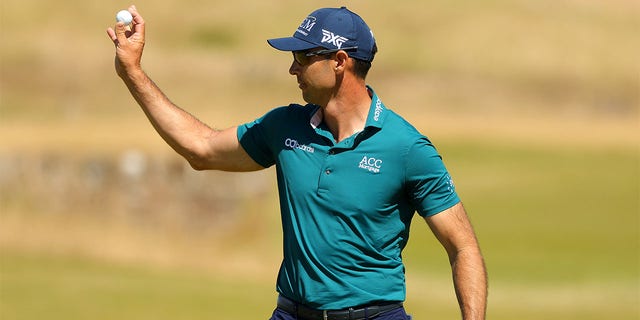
[106, 5, 146, 78]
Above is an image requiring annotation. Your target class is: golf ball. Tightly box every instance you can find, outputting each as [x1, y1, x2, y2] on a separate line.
[116, 10, 133, 25]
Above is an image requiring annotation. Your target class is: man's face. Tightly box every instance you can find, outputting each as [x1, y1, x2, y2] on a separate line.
[289, 48, 337, 106]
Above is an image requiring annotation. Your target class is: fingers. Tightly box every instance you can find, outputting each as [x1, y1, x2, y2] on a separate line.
[129, 5, 143, 24]
[129, 5, 145, 35]
[106, 23, 127, 47]
[106, 27, 116, 42]
[106, 5, 144, 46]
[114, 22, 128, 45]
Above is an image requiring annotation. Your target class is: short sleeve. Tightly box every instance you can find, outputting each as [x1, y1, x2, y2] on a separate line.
[405, 137, 460, 217]
[237, 113, 277, 168]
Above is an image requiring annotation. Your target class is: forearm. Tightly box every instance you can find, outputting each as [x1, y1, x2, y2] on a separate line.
[451, 246, 488, 320]
[119, 68, 217, 165]
[107, 7, 261, 172]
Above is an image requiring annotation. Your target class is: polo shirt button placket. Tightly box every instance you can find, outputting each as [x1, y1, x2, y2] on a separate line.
[326, 150, 335, 175]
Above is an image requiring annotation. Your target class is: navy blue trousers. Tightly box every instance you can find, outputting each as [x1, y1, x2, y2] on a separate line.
[269, 307, 412, 320]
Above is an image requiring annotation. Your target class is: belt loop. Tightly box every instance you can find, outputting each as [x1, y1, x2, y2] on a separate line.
[323, 310, 328, 320]
[348, 307, 354, 319]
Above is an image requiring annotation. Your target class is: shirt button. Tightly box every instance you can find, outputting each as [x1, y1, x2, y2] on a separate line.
[325, 169, 332, 175]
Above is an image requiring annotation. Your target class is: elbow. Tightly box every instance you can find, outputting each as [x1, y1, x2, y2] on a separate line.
[183, 130, 221, 171]
[188, 160, 208, 171]
[185, 154, 210, 171]
[181, 147, 212, 171]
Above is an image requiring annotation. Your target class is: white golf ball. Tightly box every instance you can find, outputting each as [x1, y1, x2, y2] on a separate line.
[116, 10, 133, 25]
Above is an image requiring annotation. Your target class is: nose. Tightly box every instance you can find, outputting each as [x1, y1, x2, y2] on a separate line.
[289, 60, 300, 76]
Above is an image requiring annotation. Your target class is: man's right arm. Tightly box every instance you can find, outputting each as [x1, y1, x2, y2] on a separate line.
[107, 6, 263, 172]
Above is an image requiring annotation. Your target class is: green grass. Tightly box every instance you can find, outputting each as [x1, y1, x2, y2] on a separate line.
[1, 142, 637, 319]
[403, 142, 639, 319]
[452, 143, 637, 278]
[0, 251, 277, 320]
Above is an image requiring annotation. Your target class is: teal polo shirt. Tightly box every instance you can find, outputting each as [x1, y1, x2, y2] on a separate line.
[237, 87, 460, 309]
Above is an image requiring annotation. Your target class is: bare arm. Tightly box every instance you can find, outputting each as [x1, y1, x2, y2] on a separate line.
[106, 6, 262, 172]
[425, 202, 488, 319]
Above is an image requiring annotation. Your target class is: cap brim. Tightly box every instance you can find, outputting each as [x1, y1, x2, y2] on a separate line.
[267, 36, 318, 52]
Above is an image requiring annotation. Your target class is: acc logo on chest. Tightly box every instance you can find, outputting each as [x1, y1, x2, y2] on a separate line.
[358, 156, 383, 173]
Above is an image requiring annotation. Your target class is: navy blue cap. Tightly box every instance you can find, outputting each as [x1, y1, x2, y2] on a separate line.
[267, 7, 376, 62]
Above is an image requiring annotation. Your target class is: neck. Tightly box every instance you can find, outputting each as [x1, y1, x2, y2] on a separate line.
[322, 81, 371, 143]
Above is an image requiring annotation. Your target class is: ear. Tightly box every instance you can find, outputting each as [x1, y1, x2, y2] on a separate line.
[333, 50, 350, 75]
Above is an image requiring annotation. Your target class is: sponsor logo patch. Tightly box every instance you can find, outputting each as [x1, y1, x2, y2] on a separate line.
[373, 98, 383, 122]
[284, 138, 315, 153]
[296, 16, 317, 36]
[358, 156, 382, 173]
[321, 29, 349, 48]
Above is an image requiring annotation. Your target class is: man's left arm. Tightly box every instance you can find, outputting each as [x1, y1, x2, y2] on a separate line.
[424, 202, 487, 320]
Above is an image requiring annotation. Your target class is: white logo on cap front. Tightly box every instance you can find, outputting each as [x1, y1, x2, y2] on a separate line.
[321, 29, 349, 49]
[297, 16, 317, 36]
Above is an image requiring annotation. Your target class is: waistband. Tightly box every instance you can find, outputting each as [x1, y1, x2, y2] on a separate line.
[276, 295, 404, 320]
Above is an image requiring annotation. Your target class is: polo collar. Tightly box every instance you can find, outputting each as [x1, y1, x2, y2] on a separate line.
[309, 85, 388, 130]
[364, 85, 387, 129]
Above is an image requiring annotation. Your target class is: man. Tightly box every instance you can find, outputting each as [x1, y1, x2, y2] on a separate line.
[107, 5, 487, 320]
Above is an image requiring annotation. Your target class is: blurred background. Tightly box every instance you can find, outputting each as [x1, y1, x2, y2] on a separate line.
[1, 0, 638, 319]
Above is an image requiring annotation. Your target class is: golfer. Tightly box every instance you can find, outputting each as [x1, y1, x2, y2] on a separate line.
[107, 5, 487, 320]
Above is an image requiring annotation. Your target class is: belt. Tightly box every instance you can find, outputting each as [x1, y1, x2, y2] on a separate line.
[276, 295, 403, 320]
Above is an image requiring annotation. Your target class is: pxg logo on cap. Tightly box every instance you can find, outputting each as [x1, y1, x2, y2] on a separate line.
[321, 30, 349, 49]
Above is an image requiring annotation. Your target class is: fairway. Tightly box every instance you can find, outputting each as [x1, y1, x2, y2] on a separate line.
[1, 141, 637, 319]
[0, 250, 277, 320]
[404, 142, 639, 319]
[1, 0, 638, 319]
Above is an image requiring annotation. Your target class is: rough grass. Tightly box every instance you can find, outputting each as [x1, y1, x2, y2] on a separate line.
[0, 250, 277, 320]
[403, 142, 639, 319]
[1, 142, 637, 319]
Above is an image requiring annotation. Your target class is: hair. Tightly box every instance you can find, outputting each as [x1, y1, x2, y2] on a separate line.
[352, 42, 378, 79]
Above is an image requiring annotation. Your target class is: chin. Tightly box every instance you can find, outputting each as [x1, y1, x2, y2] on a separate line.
[300, 89, 324, 106]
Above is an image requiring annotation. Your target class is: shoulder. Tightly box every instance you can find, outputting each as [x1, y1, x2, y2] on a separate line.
[243, 103, 317, 130]
[380, 109, 428, 145]
[263, 103, 317, 120]
[376, 110, 444, 167]
[239, 103, 318, 140]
